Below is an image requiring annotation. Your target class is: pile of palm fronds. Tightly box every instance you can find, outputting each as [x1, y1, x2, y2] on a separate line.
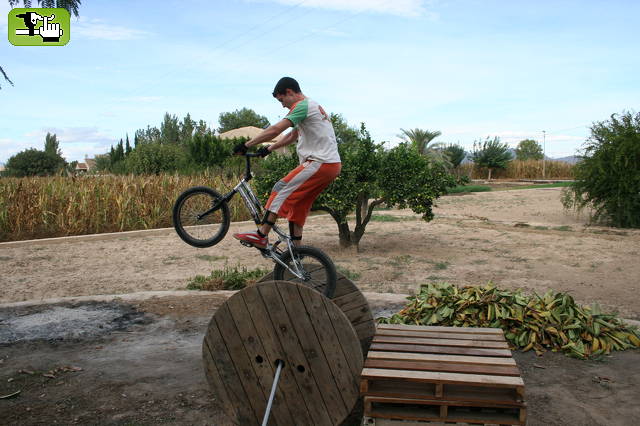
[378, 283, 640, 359]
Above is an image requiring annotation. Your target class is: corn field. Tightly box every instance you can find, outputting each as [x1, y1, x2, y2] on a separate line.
[458, 160, 574, 180]
[0, 173, 252, 242]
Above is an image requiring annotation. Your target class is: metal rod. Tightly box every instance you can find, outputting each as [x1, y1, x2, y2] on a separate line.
[262, 360, 284, 426]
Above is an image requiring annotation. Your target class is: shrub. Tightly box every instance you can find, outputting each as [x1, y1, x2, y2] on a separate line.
[187, 264, 269, 291]
[563, 111, 640, 228]
[515, 139, 543, 161]
[125, 143, 187, 175]
[471, 136, 512, 180]
[4, 149, 63, 177]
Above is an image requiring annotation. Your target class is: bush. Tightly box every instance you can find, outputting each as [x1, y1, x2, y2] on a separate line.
[563, 111, 640, 228]
[187, 264, 269, 291]
[4, 149, 63, 177]
[125, 143, 187, 175]
[472, 136, 512, 180]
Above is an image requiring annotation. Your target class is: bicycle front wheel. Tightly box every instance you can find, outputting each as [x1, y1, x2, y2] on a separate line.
[273, 245, 337, 298]
[173, 186, 230, 248]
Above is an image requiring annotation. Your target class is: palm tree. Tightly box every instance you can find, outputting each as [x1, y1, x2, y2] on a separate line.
[3, 0, 81, 89]
[398, 128, 450, 166]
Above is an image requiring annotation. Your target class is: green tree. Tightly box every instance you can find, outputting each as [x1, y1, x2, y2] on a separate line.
[125, 134, 132, 156]
[255, 122, 455, 249]
[563, 111, 640, 228]
[160, 113, 180, 144]
[472, 136, 513, 181]
[330, 113, 359, 144]
[515, 139, 543, 160]
[194, 119, 209, 137]
[43, 132, 66, 171]
[125, 143, 187, 175]
[44, 132, 60, 156]
[179, 113, 196, 144]
[4, 148, 61, 177]
[3, 0, 80, 89]
[217, 108, 270, 134]
[398, 128, 450, 165]
[94, 153, 111, 172]
[443, 144, 466, 168]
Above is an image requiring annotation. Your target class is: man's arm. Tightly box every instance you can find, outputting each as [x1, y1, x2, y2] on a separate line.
[244, 118, 292, 148]
[267, 129, 299, 151]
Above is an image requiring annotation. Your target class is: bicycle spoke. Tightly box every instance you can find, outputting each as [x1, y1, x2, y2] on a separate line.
[178, 191, 225, 243]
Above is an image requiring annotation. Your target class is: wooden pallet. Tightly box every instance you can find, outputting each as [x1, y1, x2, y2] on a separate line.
[361, 324, 526, 425]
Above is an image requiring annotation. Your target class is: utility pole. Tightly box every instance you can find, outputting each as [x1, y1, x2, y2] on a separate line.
[542, 130, 546, 180]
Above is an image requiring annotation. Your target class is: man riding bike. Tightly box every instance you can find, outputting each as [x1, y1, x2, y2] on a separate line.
[232, 76, 341, 249]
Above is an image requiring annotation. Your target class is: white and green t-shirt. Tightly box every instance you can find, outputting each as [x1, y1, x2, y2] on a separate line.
[285, 98, 341, 164]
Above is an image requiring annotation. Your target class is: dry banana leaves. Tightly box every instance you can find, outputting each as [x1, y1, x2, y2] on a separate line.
[378, 282, 640, 359]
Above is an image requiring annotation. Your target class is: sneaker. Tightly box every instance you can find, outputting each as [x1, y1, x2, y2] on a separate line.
[233, 230, 268, 249]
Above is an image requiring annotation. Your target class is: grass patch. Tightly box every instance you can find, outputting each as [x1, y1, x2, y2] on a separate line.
[196, 254, 227, 262]
[498, 182, 574, 191]
[447, 185, 492, 194]
[472, 259, 488, 265]
[388, 255, 412, 267]
[553, 226, 573, 232]
[187, 264, 269, 291]
[336, 265, 361, 281]
[534, 226, 549, 230]
[370, 214, 402, 222]
[0, 256, 12, 261]
[434, 261, 450, 270]
[427, 275, 447, 281]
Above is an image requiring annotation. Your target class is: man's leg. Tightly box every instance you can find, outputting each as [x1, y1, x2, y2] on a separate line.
[259, 211, 278, 236]
[289, 221, 303, 246]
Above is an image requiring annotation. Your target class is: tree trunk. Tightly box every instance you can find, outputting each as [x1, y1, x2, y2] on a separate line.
[487, 168, 493, 181]
[317, 197, 386, 250]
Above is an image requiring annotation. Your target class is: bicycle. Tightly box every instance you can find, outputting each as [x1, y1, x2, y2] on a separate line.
[172, 152, 337, 298]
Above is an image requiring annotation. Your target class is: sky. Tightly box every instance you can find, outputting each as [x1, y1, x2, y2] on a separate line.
[1, 0, 638, 164]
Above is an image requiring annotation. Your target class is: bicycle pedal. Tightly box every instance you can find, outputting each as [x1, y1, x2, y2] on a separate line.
[239, 241, 253, 248]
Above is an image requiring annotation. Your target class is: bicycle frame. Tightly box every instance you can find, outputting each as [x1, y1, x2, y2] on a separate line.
[201, 153, 306, 279]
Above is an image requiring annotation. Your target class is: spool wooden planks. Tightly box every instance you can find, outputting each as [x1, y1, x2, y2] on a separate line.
[258, 269, 376, 356]
[203, 280, 363, 426]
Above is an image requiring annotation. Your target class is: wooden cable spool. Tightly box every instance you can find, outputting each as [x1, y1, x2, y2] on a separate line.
[258, 270, 376, 356]
[202, 280, 364, 426]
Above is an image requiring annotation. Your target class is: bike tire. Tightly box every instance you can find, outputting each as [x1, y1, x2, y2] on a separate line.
[273, 245, 337, 298]
[173, 186, 230, 248]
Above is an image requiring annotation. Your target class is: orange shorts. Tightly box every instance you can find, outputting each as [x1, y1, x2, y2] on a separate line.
[265, 161, 341, 226]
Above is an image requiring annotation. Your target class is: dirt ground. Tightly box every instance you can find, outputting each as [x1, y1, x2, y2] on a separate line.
[2, 186, 639, 319]
[1, 186, 639, 425]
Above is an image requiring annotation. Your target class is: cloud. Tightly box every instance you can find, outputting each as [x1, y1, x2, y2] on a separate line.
[267, 0, 430, 18]
[74, 17, 152, 40]
[1, 127, 118, 163]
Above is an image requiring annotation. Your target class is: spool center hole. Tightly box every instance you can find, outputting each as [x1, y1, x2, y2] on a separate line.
[255, 355, 264, 363]
[297, 365, 305, 373]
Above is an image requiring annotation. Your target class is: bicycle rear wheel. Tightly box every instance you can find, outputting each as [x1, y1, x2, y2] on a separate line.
[273, 245, 337, 298]
[173, 186, 230, 248]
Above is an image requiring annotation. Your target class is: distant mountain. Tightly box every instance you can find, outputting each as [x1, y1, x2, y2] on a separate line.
[552, 155, 581, 164]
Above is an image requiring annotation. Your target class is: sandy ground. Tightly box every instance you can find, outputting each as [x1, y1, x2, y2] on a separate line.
[1, 186, 640, 425]
[2, 187, 639, 319]
[1, 295, 639, 425]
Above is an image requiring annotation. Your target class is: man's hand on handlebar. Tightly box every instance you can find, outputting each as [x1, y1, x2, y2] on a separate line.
[233, 142, 248, 155]
[256, 146, 271, 157]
